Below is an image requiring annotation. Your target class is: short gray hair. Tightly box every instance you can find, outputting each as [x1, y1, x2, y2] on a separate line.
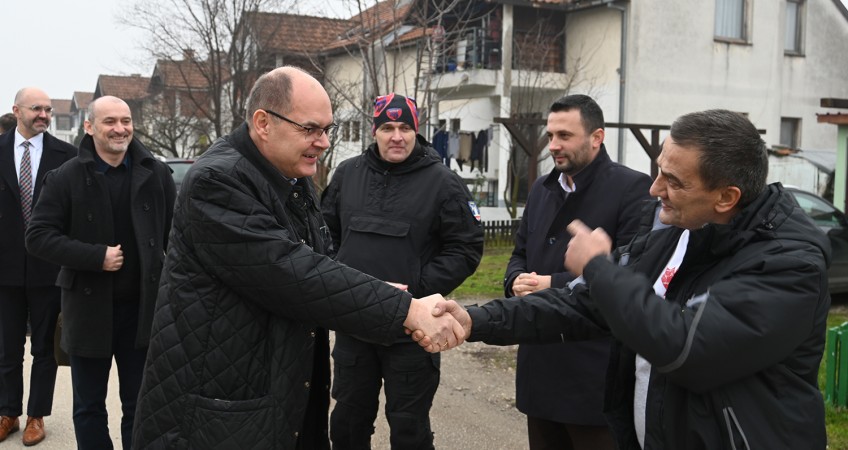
[670, 109, 767, 207]
[244, 66, 311, 127]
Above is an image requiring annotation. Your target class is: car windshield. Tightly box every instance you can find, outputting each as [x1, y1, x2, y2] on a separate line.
[168, 162, 192, 185]
[790, 190, 844, 228]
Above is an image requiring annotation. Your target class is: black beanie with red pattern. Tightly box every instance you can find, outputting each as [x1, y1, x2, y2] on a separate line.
[372, 93, 419, 134]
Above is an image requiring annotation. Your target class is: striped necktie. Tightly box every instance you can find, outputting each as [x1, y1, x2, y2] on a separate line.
[19, 141, 33, 225]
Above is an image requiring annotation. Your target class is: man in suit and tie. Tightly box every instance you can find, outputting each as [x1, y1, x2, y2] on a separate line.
[0, 87, 77, 446]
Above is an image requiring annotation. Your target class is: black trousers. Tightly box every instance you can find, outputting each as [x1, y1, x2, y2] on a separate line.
[0, 285, 60, 417]
[69, 301, 146, 450]
[330, 333, 439, 450]
[527, 415, 616, 450]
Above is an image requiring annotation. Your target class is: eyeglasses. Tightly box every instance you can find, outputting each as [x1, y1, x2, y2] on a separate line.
[264, 109, 337, 139]
[18, 104, 53, 114]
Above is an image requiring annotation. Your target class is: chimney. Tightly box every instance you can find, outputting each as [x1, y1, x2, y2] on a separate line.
[183, 48, 195, 60]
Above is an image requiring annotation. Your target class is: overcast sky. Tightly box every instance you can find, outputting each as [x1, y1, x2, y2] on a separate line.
[3, 0, 848, 113]
[1, 0, 359, 110]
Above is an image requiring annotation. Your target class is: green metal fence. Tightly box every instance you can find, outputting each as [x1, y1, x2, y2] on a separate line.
[826, 321, 848, 407]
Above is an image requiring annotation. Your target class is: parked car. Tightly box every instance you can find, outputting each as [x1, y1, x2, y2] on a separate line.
[785, 186, 848, 294]
[165, 158, 194, 190]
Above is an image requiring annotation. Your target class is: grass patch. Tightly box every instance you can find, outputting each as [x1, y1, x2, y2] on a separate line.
[824, 306, 848, 449]
[452, 249, 848, 446]
[449, 244, 513, 300]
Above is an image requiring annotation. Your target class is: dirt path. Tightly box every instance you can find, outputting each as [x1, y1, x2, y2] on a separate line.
[346, 338, 527, 450]
[333, 297, 530, 449]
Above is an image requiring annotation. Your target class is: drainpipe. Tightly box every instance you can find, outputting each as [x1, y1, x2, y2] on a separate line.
[608, 2, 628, 163]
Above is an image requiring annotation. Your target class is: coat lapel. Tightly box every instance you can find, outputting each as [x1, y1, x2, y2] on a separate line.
[0, 131, 21, 203]
[35, 133, 72, 200]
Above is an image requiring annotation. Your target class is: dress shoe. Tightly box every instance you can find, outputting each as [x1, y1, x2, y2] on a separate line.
[22, 416, 44, 446]
[0, 416, 19, 442]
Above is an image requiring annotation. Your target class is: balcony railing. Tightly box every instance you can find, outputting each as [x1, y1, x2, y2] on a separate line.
[432, 26, 564, 74]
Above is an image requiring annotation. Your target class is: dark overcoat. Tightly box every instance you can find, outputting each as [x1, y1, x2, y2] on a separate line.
[505, 145, 653, 424]
[26, 134, 176, 357]
[0, 130, 76, 287]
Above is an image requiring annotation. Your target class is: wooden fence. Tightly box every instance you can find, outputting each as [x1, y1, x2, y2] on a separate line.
[482, 219, 521, 247]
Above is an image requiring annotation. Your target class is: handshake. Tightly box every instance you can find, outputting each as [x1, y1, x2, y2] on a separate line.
[403, 295, 471, 353]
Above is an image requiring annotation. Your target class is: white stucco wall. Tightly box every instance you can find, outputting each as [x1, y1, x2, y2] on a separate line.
[623, 0, 848, 171]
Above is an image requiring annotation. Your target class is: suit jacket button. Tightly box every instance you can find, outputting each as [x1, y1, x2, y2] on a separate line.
[149, 238, 155, 247]
[304, 381, 310, 389]
[83, 288, 92, 295]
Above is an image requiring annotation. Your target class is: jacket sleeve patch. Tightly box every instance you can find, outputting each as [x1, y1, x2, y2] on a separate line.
[468, 201, 481, 223]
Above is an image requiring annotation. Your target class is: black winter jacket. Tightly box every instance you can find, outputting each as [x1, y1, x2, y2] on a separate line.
[321, 137, 483, 299]
[132, 124, 414, 449]
[26, 134, 175, 357]
[468, 183, 830, 449]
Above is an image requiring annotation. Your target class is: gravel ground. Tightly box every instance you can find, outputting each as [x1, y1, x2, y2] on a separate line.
[357, 337, 527, 449]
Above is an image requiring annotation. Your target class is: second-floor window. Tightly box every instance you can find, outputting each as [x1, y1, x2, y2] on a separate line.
[784, 0, 805, 54]
[780, 117, 801, 148]
[56, 115, 71, 130]
[340, 121, 361, 142]
[715, 0, 749, 42]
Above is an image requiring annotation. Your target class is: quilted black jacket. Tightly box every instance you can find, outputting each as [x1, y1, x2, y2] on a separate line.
[132, 124, 413, 449]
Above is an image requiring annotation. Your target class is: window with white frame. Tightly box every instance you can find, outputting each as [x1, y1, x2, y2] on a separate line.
[784, 0, 805, 54]
[715, 0, 749, 42]
[780, 117, 801, 148]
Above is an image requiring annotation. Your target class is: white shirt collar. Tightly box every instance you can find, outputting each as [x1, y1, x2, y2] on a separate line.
[14, 130, 45, 150]
[557, 172, 576, 193]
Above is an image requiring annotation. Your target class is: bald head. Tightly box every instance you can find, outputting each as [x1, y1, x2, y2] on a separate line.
[88, 96, 131, 122]
[13, 87, 52, 139]
[14, 87, 49, 105]
[245, 65, 333, 178]
[245, 66, 328, 128]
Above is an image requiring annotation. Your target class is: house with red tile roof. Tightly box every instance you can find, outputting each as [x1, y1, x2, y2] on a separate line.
[48, 99, 75, 144]
[93, 74, 152, 127]
[309, 0, 848, 208]
[140, 51, 228, 157]
[82, 0, 848, 207]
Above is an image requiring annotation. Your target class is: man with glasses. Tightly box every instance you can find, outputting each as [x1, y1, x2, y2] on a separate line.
[0, 87, 77, 446]
[131, 67, 467, 449]
[322, 93, 483, 449]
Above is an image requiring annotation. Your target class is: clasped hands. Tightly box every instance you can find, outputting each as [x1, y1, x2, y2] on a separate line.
[403, 220, 611, 353]
[403, 295, 471, 353]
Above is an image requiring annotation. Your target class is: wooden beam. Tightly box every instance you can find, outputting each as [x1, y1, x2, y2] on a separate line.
[818, 113, 848, 125]
[821, 98, 848, 109]
[500, 122, 536, 157]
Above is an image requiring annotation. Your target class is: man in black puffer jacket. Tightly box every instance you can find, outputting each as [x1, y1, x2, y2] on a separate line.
[322, 93, 483, 449]
[131, 67, 466, 450]
[422, 109, 830, 449]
